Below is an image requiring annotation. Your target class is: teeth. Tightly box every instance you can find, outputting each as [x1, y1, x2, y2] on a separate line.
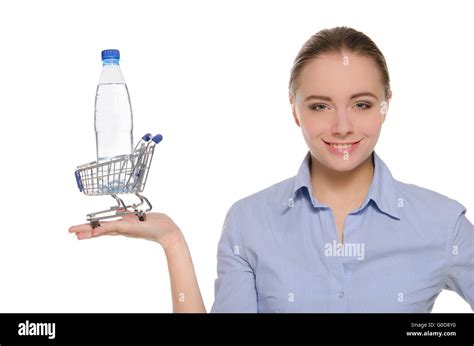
[331, 143, 353, 149]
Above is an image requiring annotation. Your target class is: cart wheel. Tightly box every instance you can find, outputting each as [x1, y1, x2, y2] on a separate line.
[138, 212, 146, 222]
[90, 220, 101, 229]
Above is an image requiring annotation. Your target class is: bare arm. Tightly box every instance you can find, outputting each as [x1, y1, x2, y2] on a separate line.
[163, 230, 206, 312]
[69, 212, 206, 313]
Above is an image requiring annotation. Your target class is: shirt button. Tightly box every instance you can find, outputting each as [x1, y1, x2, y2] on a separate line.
[338, 291, 344, 298]
[288, 198, 294, 208]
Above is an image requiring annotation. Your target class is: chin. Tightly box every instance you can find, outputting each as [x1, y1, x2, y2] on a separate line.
[313, 150, 369, 173]
[326, 160, 362, 172]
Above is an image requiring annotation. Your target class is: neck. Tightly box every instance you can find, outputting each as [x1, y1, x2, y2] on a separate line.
[310, 152, 375, 209]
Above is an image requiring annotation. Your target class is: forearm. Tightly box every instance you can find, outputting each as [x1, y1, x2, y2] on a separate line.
[163, 230, 207, 313]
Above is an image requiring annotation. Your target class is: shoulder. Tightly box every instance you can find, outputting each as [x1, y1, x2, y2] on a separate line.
[224, 176, 295, 231]
[230, 176, 294, 213]
[394, 179, 466, 220]
[222, 177, 295, 263]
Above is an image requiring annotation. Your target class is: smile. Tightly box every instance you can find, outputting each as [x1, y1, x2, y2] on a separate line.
[322, 139, 362, 154]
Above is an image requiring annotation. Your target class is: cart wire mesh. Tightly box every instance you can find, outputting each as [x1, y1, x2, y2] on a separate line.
[74, 133, 162, 227]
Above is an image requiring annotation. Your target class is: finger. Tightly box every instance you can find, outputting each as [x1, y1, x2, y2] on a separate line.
[76, 231, 93, 240]
[75, 229, 120, 240]
[91, 220, 127, 237]
[91, 230, 121, 237]
[69, 224, 93, 233]
[69, 219, 117, 234]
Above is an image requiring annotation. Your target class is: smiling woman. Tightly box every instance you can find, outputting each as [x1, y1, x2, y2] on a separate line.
[69, 26, 473, 313]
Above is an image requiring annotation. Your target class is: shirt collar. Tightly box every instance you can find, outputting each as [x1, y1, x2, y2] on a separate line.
[281, 151, 401, 220]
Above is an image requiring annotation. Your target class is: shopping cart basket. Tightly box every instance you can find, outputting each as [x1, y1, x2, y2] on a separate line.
[75, 133, 163, 228]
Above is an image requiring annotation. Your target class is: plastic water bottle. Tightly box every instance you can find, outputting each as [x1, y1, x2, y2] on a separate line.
[95, 49, 133, 162]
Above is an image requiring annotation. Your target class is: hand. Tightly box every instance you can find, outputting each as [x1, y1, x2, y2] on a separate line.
[68, 212, 182, 251]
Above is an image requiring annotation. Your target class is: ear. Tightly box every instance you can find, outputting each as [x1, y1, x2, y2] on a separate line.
[380, 91, 392, 124]
[289, 94, 300, 127]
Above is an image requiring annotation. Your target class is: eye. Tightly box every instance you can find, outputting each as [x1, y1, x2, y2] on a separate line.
[354, 102, 372, 110]
[309, 103, 330, 112]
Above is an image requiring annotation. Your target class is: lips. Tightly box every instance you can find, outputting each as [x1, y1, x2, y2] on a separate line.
[322, 139, 361, 149]
[322, 139, 362, 154]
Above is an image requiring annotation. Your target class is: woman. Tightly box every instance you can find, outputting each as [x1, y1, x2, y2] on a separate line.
[69, 27, 473, 313]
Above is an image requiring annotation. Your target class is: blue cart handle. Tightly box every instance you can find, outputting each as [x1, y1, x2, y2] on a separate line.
[75, 170, 84, 192]
[152, 134, 163, 144]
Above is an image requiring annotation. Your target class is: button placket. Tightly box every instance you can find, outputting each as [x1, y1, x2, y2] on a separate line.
[340, 213, 362, 312]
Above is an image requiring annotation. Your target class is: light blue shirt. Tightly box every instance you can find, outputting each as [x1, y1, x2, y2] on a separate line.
[211, 151, 473, 312]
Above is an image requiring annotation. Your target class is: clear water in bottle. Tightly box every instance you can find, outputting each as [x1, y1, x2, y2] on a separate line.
[95, 49, 134, 194]
[95, 49, 133, 161]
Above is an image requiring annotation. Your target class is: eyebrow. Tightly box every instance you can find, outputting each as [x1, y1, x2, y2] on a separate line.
[304, 92, 379, 102]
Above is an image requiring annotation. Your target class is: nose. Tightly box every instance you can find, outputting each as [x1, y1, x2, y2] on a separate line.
[332, 109, 354, 137]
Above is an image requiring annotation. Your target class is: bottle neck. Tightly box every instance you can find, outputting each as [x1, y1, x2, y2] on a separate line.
[102, 58, 120, 66]
[98, 63, 125, 84]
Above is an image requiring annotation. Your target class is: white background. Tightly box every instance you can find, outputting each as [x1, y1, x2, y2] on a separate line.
[0, 0, 472, 312]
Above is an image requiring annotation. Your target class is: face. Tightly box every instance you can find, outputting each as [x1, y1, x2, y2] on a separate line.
[290, 52, 390, 172]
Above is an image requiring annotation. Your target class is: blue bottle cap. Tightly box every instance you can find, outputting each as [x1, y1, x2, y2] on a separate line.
[101, 49, 120, 61]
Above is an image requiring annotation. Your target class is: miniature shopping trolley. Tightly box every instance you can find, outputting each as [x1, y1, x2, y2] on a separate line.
[75, 133, 163, 229]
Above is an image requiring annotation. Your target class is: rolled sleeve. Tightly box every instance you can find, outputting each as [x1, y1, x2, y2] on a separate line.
[211, 203, 258, 313]
[444, 209, 474, 311]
